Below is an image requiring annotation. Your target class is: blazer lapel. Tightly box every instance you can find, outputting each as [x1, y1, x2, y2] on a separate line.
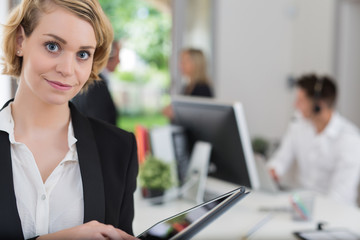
[69, 102, 105, 223]
[0, 131, 24, 239]
[0, 100, 105, 236]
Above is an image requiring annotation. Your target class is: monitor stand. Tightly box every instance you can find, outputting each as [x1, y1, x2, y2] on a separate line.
[181, 141, 212, 204]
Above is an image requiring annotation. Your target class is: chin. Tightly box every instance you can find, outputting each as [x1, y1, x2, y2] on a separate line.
[41, 94, 71, 106]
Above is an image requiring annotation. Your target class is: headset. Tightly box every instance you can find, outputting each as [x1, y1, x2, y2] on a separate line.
[313, 77, 325, 114]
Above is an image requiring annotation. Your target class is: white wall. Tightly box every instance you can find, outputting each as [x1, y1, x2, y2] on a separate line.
[214, 0, 336, 140]
[183, 0, 212, 54]
[215, 0, 295, 140]
[291, 0, 336, 75]
[0, 0, 12, 106]
[335, 0, 360, 128]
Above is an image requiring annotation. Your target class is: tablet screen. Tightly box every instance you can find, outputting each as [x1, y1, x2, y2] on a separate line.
[137, 188, 243, 240]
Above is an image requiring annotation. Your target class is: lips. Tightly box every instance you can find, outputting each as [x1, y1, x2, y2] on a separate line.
[46, 79, 72, 91]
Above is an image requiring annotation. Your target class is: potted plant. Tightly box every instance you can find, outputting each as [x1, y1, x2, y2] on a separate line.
[252, 136, 269, 157]
[139, 155, 174, 201]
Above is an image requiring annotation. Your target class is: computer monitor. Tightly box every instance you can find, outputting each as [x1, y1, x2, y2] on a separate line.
[172, 96, 260, 189]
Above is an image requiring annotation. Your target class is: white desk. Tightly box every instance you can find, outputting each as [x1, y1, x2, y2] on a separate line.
[133, 179, 360, 240]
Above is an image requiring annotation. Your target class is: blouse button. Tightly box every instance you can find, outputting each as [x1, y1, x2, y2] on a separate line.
[41, 194, 46, 200]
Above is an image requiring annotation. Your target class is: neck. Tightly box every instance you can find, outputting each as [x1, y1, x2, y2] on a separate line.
[12, 93, 70, 134]
[311, 109, 333, 134]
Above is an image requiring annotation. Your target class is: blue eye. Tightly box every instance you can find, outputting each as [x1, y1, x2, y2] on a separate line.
[45, 42, 59, 53]
[78, 51, 90, 60]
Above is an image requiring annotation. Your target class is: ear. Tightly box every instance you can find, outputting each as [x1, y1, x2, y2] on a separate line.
[15, 25, 25, 56]
[318, 100, 329, 109]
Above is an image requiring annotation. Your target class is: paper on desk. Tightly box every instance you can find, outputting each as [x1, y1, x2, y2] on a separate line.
[298, 230, 360, 240]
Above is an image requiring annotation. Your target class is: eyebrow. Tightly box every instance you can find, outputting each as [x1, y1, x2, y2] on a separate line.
[43, 33, 95, 50]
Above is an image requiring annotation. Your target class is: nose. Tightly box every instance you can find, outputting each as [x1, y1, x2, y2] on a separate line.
[56, 53, 75, 77]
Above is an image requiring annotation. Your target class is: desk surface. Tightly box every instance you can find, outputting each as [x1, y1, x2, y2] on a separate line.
[133, 178, 360, 240]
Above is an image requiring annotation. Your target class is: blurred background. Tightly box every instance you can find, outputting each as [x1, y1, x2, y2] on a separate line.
[1, 0, 360, 150]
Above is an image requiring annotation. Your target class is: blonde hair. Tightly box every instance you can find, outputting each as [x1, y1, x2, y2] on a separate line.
[1, 0, 113, 89]
[182, 48, 210, 84]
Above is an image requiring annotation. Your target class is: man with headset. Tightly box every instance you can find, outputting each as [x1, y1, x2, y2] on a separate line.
[267, 74, 360, 206]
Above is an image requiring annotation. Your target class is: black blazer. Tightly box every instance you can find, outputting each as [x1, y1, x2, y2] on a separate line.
[72, 73, 118, 125]
[188, 83, 213, 98]
[0, 100, 138, 239]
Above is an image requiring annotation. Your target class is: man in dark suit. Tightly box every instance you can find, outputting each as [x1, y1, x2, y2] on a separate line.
[72, 41, 121, 125]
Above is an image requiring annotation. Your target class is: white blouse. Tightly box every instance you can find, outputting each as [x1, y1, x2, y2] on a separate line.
[0, 103, 84, 239]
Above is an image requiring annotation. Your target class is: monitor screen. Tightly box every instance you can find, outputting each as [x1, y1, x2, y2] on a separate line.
[172, 96, 259, 189]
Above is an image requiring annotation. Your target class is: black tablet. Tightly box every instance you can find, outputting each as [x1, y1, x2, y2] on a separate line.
[137, 186, 249, 240]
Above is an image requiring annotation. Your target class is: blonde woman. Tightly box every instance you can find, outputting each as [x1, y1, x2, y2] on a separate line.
[179, 48, 213, 97]
[0, 0, 138, 239]
[163, 48, 213, 119]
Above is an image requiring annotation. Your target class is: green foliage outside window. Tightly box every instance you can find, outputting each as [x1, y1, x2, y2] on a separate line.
[98, 0, 171, 72]
[99, 0, 172, 132]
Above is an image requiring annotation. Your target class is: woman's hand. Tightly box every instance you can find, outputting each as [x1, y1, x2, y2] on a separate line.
[162, 104, 174, 120]
[269, 168, 280, 183]
[36, 220, 139, 240]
